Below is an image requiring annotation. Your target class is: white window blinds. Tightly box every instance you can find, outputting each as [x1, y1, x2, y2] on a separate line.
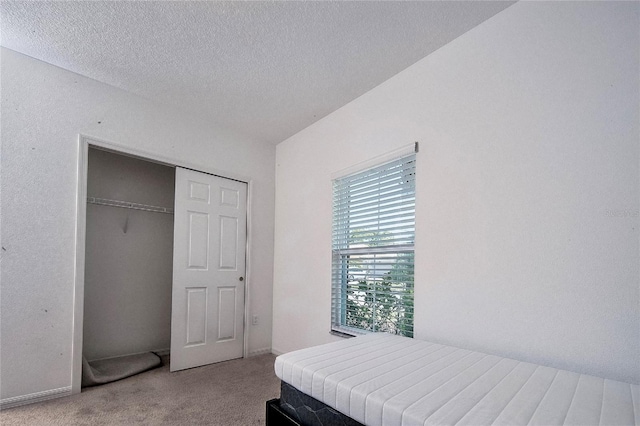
[331, 153, 416, 337]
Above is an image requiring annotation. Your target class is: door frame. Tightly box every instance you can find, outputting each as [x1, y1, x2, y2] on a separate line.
[71, 134, 254, 394]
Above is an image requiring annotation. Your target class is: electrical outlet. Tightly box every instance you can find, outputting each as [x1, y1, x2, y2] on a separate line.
[252, 315, 258, 325]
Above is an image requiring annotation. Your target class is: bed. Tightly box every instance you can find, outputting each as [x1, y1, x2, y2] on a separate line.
[267, 333, 639, 426]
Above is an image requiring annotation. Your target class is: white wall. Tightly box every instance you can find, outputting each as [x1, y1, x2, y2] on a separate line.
[273, 1, 639, 384]
[83, 148, 175, 361]
[0, 48, 275, 400]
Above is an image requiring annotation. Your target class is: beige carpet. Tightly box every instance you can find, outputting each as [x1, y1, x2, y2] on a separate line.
[1, 354, 280, 425]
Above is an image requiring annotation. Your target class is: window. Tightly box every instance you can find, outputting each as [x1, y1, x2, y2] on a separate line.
[331, 152, 416, 337]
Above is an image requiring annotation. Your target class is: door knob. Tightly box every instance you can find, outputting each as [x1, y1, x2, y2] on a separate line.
[239, 276, 244, 281]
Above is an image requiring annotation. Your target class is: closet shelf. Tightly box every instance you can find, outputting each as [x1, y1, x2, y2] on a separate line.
[87, 197, 174, 215]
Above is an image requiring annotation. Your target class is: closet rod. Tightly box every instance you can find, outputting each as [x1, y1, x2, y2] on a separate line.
[87, 197, 174, 215]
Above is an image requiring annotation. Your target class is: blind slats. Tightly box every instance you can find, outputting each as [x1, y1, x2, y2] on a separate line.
[334, 220, 415, 235]
[334, 205, 416, 226]
[333, 158, 416, 189]
[333, 178, 415, 206]
[332, 233, 415, 247]
[333, 177, 415, 203]
[333, 171, 415, 195]
[332, 153, 415, 338]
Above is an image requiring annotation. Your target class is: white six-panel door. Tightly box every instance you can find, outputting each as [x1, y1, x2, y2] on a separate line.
[170, 167, 247, 372]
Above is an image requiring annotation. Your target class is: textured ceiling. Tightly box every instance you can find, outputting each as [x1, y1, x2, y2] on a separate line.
[1, 1, 513, 145]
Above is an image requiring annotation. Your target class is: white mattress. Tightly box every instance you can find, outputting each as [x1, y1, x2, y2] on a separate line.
[274, 333, 639, 426]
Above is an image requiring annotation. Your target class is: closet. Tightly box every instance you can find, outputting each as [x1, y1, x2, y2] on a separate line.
[83, 148, 175, 366]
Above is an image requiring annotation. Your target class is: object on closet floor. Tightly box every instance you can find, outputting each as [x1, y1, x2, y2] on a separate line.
[82, 352, 162, 387]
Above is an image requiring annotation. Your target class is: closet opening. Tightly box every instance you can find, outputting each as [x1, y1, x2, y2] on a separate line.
[73, 137, 251, 393]
[71, 135, 252, 394]
[81, 147, 175, 387]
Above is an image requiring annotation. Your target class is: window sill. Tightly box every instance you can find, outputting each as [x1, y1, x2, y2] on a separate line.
[330, 326, 370, 339]
[330, 330, 356, 339]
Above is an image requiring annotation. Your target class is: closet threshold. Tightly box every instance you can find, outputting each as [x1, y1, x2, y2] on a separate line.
[87, 197, 174, 215]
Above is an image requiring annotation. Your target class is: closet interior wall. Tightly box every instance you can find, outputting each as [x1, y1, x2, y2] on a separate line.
[83, 147, 176, 361]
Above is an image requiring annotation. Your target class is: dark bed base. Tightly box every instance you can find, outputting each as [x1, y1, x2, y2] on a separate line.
[266, 382, 363, 426]
[266, 398, 301, 426]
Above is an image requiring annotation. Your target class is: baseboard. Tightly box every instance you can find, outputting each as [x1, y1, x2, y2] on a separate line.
[271, 348, 285, 356]
[248, 347, 272, 357]
[0, 386, 72, 410]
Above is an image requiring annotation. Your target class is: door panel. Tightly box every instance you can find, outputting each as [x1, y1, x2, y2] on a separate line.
[186, 287, 207, 346]
[171, 167, 247, 371]
[188, 212, 209, 269]
[219, 216, 238, 269]
[217, 287, 236, 341]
